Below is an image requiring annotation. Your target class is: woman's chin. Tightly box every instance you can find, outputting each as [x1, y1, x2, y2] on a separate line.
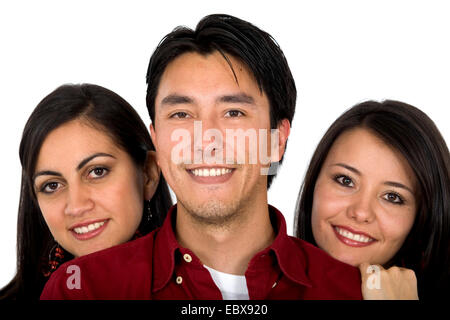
[328, 251, 363, 268]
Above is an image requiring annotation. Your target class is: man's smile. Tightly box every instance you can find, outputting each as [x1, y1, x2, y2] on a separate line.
[186, 166, 236, 184]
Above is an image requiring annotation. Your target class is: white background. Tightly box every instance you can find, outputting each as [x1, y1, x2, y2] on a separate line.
[1, 0, 449, 288]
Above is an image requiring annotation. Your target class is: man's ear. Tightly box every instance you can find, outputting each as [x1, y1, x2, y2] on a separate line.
[143, 150, 160, 201]
[273, 119, 291, 162]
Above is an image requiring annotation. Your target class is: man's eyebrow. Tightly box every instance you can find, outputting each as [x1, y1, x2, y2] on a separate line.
[160, 94, 194, 106]
[218, 93, 255, 105]
[331, 163, 362, 176]
[76, 153, 116, 171]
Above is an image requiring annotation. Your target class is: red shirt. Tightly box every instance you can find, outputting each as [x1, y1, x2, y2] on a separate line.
[40, 205, 362, 300]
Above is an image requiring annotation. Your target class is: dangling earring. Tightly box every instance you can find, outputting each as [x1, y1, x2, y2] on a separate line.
[131, 200, 153, 240]
[42, 241, 65, 277]
[146, 200, 153, 222]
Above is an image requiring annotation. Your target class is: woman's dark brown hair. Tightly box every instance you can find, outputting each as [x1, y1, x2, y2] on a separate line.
[0, 84, 172, 300]
[295, 100, 450, 300]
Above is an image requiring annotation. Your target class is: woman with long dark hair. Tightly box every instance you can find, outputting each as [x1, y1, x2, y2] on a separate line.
[295, 100, 449, 299]
[0, 84, 172, 300]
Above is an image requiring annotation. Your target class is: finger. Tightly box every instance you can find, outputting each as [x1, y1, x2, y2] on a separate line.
[358, 262, 370, 274]
[358, 262, 372, 282]
[360, 263, 386, 283]
[359, 262, 384, 274]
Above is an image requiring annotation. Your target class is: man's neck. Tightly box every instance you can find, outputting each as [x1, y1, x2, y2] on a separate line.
[175, 195, 275, 275]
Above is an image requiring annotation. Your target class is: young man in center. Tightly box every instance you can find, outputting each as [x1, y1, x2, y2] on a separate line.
[41, 14, 362, 300]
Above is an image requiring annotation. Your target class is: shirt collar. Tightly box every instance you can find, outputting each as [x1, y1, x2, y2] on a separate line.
[152, 204, 312, 293]
[152, 205, 179, 293]
[265, 205, 312, 287]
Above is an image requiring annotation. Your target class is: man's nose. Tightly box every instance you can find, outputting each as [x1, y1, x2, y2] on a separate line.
[193, 118, 224, 163]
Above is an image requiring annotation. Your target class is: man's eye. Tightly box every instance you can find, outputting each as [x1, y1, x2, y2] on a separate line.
[170, 112, 190, 119]
[225, 110, 244, 117]
[335, 175, 354, 187]
[88, 167, 109, 179]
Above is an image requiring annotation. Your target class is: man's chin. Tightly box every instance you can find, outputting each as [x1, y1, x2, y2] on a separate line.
[179, 199, 241, 227]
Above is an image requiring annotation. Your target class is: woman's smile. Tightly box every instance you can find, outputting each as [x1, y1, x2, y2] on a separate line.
[332, 224, 377, 247]
[69, 218, 110, 241]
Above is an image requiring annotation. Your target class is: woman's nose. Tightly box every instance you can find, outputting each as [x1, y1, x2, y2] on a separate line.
[64, 184, 94, 216]
[346, 191, 376, 224]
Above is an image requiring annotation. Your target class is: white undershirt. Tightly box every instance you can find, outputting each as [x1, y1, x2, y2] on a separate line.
[204, 265, 250, 300]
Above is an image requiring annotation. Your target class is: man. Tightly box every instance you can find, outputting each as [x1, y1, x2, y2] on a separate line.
[41, 14, 362, 300]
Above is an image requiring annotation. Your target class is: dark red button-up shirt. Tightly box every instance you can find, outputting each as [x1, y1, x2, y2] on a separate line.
[40, 205, 362, 300]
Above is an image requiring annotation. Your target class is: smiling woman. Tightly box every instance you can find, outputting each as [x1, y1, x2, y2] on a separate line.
[33, 121, 151, 257]
[294, 100, 450, 300]
[311, 128, 417, 265]
[0, 84, 172, 300]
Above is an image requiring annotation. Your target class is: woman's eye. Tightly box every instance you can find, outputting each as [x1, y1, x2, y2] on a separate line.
[335, 175, 354, 187]
[41, 182, 62, 194]
[225, 110, 244, 117]
[170, 111, 190, 119]
[383, 192, 404, 205]
[88, 167, 109, 179]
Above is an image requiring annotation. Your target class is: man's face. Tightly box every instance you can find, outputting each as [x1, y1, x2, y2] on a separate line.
[151, 51, 288, 224]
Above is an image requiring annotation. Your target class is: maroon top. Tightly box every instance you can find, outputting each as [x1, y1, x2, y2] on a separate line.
[40, 205, 362, 300]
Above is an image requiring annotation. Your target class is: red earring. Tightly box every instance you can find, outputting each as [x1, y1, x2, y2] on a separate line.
[42, 243, 65, 277]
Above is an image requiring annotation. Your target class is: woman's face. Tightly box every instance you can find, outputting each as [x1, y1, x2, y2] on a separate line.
[34, 120, 156, 257]
[311, 128, 417, 267]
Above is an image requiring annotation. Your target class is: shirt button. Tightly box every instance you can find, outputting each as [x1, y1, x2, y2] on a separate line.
[183, 253, 192, 263]
[272, 281, 277, 288]
[176, 276, 183, 285]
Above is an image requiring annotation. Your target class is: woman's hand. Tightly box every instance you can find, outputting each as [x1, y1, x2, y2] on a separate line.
[359, 262, 419, 300]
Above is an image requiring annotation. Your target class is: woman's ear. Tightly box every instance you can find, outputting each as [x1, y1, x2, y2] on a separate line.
[143, 150, 160, 201]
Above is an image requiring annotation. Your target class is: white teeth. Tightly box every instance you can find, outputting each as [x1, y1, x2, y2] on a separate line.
[335, 227, 373, 243]
[73, 221, 105, 234]
[191, 168, 232, 177]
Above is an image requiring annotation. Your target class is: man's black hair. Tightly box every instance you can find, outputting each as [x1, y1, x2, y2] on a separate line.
[146, 14, 297, 188]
